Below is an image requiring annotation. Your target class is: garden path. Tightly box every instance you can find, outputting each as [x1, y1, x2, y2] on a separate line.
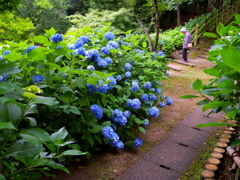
[121, 38, 225, 180]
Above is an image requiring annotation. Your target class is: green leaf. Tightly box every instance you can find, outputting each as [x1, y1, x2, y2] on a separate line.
[34, 35, 49, 45]
[51, 127, 68, 142]
[87, 77, 99, 86]
[24, 104, 38, 116]
[75, 78, 86, 88]
[19, 128, 51, 145]
[196, 99, 210, 106]
[32, 96, 58, 106]
[202, 101, 234, 112]
[89, 125, 102, 133]
[45, 28, 56, 38]
[6, 103, 22, 123]
[196, 122, 236, 128]
[138, 127, 146, 134]
[0, 174, 6, 180]
[4, 140, 43, 158]
[0, 122, 16, 130]
[221, 46, 240, 72]
[230, 139, 240, 148]
[0, 82, 15, 94]
[191, 79, 203, 91]
[69, 106, 81, 115]
[47, 161, 69, 174]
[25, 117, 37, 126]
[203, 32, 219, 38]
[0, 62, 22, 75]
[61, 150, 86, 156]
[179, 95, 199, 99]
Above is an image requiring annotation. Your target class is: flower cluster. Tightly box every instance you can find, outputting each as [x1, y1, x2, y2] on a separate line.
[90, 104, 103, 119]
[111, 109, 128, 126]
[134, 138, 142, 148]
[126, 98, 141, 110]
[131, 81, 139, 92]
[148, 107, 160, 117]
[23, 92, 37, 99]
[125, 71, 131, 78]
[141, 94, 148, 101]
[100, 47, 110, 55]
[24, 85, 43, 94]
[104, 32, 115, 40]
[107, 41, 119, 49]
[124, 63, 132, 71]
[87, 65, 95, 71]
[142, 119, 149, 126]
[102, 126, 124, 150]
[50, 33, 63, 42]
[32, 74, 44, 84]
[144, 82, 152, 89]
[26, 45, 38, 53]
[0, 74, 8, 82]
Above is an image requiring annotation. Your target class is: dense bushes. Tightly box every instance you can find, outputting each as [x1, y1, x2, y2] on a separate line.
[0, 25, 172, 179]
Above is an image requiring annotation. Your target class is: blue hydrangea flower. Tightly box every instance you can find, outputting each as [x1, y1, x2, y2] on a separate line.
[144, 82, 152, 89]
[85, 50, 99, 61]
[78, 35, 91, 44]
[90, 104, 103, 119]
[162, 95, 167, 99]
[102, 126, 114, 138]
[111, 123, 117, 131]
[74, 39, 83, 49]
[104, 31, 115, 40]
[141, 94, 148, 101]
[155, 88, 161, 95]
[156, 81, 162, 86]
[131, 98, 141, 110]
[158, 51, 164, 56]
[96, 83, 109, 94]
[123, 111, 131, 119]
[115, 141, 124, 150]
[166, 98, 173, 106]
[50, 33, 63, 42]
[26, 45, 38, 53]
[148, 107, 160, 117]
[109, 133, 120, 146]
[97, 59, 108, 68]
[105, 57, 112, 64]
[86, 83, 96, 93]
[131, 81, 139, 92]
[100, 47, 110, 55]
[160, 41, 164, 45]
[107, 41, 119, 49]
[87, 65, 95, 71]
[0, 56, 3, 60]
[166, 72, 170, 76]
[142, 119, 149, 126]
[118, 116, 127, 126]
[0, 74, 8, 82]
[159, 101, 165, 108]
[151, 88, 155, 92]
[134, 49, 144, 54]
[129, 60, 134, 65]
[74, 47, 85, 56]
[146, 101, 152, 106]
[126, 99, 132, 108]
[116, 75, 122, 81]
[32, 74, 44, 83]
[134, 138, 142, 148]
[2, 50, 10, 55]
[124, 63, 132, 71]
[149, 94, 157, 101]
[125, 71, 131, 78]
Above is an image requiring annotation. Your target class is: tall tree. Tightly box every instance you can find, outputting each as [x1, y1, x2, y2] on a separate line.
[0, 0, 22, 12]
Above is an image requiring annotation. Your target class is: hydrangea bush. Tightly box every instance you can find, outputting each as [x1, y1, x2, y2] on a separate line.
[0, 25, 173, 178]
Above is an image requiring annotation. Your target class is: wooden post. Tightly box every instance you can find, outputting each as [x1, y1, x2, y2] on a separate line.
[194, 24, 199, 47]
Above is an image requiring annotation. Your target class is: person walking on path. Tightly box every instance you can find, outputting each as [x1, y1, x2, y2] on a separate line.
[181, 27, 192, 63]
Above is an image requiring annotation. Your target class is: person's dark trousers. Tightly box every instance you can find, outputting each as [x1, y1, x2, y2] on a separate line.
[182, 48, 188, 61]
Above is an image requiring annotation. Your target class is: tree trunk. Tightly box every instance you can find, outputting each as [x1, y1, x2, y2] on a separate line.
[177, 4, 180, 26]
[153, 0, 160, 52]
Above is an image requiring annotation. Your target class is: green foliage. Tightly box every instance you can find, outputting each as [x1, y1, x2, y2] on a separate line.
[184, 14, 240, 139]
[17, 0, 71, 35]
[67, 8, 140, 34]
[0, 0, 21, 12]
[0, 12, 35, 42]
[0, 24, 171, 179]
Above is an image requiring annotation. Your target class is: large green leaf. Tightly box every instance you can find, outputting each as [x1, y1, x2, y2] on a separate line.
[32, 96, 58, 106]
[19, 128, 51, 145]
[51, 127, 68, 142]
[202, 101, 234, 112]
[191, 79, 203, 91]
[4, 140, 43, 158]
[75, 78, 86, 89]
[0, 82, 15, 94]
[203, 32, 219, 38]
[0, 62, 22, 75]
[34, 35, 49, 45]
[61, 150, 86, 156]
[196, 122, 235, 128]
[24, 104, 38, 116]
[221, 46, 240, 72]
[47, 161, 69, 174]
[179, 95, 199, 99]
[0, 122, 16, 130]
[6, 103, 22, 123]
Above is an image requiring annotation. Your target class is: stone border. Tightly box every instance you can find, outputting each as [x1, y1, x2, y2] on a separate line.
[201, 126, 236, 179]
